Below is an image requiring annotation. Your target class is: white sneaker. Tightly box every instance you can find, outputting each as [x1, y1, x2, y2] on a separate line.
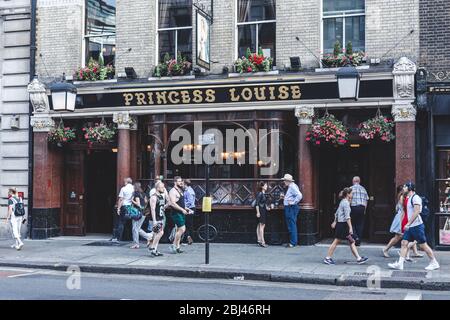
[169, 244, 178, 254]
[388, 261, 404, 270]
[425, 261, 440, 271]
[16, 243, 24, 251]
[11, 244, 17, 249]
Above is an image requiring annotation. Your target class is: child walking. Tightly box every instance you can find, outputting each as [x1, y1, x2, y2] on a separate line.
[324, 187, 368, 265]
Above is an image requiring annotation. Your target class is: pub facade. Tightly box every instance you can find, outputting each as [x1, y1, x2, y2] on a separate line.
[28, 0, 421, 244]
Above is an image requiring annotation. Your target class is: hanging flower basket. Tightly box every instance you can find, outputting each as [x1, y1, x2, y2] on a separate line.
[82, 121, 117, 147]
[47, 121, 76, 147]
[359, 114, 395, 142]
[233, 47, 273, 73]
[306, 113, 348, 146]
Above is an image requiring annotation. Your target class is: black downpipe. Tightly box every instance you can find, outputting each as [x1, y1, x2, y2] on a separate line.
[429, 95, 436, 248]
[28, 0, 37, 239]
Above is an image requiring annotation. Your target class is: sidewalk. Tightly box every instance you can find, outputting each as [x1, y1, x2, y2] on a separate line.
[1, 237, 449, 291]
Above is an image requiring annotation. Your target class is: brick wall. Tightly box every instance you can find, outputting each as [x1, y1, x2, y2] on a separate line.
[34, 0, 420, 77]
[35, 0, 84, 78]
[419, 0, 450, 82]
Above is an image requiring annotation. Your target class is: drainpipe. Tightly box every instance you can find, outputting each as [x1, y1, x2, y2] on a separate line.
[28, 0, 37, 239]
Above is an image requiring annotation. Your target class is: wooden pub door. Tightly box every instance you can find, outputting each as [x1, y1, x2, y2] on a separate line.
[62, 149, 86, 236]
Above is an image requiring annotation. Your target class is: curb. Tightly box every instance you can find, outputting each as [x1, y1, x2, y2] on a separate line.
[1, 261, 450, 291]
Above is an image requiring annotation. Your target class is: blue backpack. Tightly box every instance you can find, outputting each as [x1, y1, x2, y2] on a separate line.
[410, 194, 430, 222]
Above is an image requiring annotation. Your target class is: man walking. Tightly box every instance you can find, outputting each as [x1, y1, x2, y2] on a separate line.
[112, 177, 134, 242]
[169, 176, 189, 254]
[388, 182, 440, 271]
[282, 174, 303, 248]
[148, 181, 169, 257]
[350, 176, 369, 246]
[183, 179, 196, 245]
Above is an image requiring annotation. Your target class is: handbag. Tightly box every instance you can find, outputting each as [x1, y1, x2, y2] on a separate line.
[439, 218, 450, 245]
[121, 205, 143, 221]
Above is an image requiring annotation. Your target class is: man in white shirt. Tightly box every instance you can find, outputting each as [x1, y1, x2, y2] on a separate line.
[388, 182, 440, 271]
[111, 177, 134, 241]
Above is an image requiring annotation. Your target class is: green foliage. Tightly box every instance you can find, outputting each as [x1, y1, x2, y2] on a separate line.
[359, 116, 395, 142]
[47, 123, 76, 146]
[333, 41, 342, 56]
[306, 113, 348, 146]
[74, 58, 114, 81]
[234, 48, 273, 73]
[322, 41, 365, 68]
[153, 52, 192, 77]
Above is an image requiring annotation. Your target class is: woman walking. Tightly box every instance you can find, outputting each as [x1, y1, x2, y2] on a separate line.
[255, 182, 270, 248]
[130, 182, 152, 249]
[383, 186, 423, 259]
[6, 188, 24, 250]
[324, 188, 368, 265]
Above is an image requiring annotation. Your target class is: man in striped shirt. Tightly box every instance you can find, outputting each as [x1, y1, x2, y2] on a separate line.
[350, 176, 369, 246]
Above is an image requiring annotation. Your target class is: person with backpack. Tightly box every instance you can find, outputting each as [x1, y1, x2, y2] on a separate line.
[6, 188, 25, 250]
[383, 185, 423, 259]
[323, 188, 369, 265]
[388, 182, 440, 271]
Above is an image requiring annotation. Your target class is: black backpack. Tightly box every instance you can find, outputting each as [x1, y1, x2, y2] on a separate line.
[410, 194, 430, 222]
[11, 197, 26, 217]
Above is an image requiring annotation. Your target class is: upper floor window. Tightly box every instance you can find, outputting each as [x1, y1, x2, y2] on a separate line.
[237, 0, 276, 63]
[322, 0, 365, 54]
[85, 0, 116, 66]
[158, 0, 193, 63]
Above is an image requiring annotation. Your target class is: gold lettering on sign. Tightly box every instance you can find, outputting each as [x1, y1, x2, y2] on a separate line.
[123, 93, 134, 106]
[136, 92, 147, 105]
[278, 86, 289, 100]
[156, 91, 167, 104]
[205, 89, 216, 103]
[229, 88, 240, 102]
[241, 88, 253, 101]
[168, 91, 180, 104]
[254, 87, 266, 100]
[147, 92, 155, 105]
[291, 85, 301, 99]
[192, 90, 203, 103]
[268, 87, 276, 100]
[180, 91, 191, 103]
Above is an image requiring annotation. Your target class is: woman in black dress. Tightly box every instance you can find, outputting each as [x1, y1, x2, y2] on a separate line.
[255, 181, 270, 247]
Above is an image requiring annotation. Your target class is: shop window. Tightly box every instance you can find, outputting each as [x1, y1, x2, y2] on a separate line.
[158, 0, 193, 63]
[237, 0, 276, 63]
[322, 0, 365, 53]
[437, 150, 450, 211]
[85, 0, 116, 67]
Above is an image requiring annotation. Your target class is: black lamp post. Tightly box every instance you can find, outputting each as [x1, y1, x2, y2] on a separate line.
[336, 66, 361, 101]
[49, 79, 77, 112]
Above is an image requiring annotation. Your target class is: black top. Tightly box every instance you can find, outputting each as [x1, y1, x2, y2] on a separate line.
[133, 191, 146, 209]
[153, 193, 166, 220]
[256, 192, 268, 209]
[173, 187, 185, 214]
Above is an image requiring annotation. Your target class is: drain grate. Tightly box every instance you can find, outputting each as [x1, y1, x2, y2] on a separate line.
[84, 241, 126, 247]
[391, 271, 427, 278]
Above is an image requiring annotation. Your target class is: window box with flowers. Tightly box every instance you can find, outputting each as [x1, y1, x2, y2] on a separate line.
[358, 113, 395, 142]
[47, 122, 76, 148]
[73, 58, 116, 84]
[82, 121, 117, 148]
[230, 48, 278, 77]
[316, 41, 368, 72]
[149, 52, 194, 81]
[306, 112, 349, 146]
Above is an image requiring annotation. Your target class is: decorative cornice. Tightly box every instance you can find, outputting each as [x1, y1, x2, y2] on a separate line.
[429, 71, 450, 82]
[392, 103, 417, 122]
[28, 78, 50, 113]
[30, 116, 55, 132]
[113, 112, 134, 130]
[392, 57, 417, 75]
[295, 106, 315, 125]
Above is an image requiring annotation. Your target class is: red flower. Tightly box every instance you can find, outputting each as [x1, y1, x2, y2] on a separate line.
[247, 67, 253, 72]
[316, 141, 321, 145]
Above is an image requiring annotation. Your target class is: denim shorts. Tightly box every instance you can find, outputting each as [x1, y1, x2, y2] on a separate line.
[403, 224, 427, 244]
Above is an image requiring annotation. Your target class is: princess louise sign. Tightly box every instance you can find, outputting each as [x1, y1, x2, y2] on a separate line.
[121, 82, 302, 106]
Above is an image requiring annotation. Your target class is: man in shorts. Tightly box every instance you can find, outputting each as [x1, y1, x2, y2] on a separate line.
[388, 182, 440, 271]
[169, 176, 189, 254]
[148, 181, 169, 257]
